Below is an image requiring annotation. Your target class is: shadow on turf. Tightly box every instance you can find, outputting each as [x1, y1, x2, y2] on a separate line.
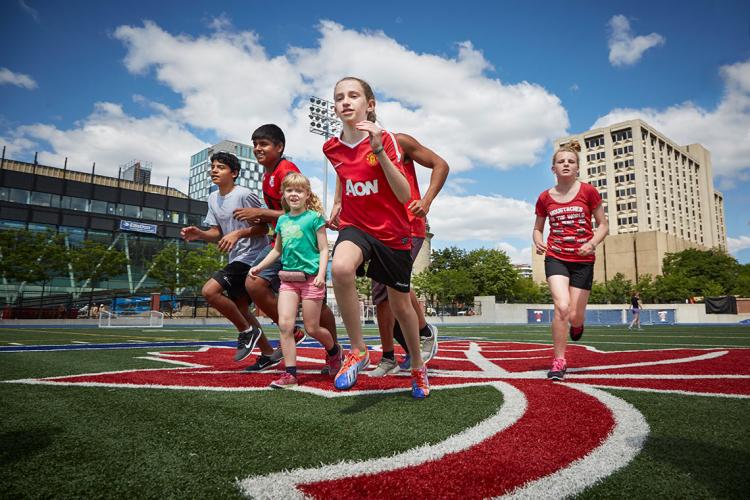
[0, 428, 63, 465]
[339, 391, 415, 415]
[645, 435, 750, 497]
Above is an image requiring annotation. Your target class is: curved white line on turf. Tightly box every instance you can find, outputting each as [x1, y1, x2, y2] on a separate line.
[567, 350, 727, 373]
[499, 384, 649, 499]
[236, 381, 527, 499]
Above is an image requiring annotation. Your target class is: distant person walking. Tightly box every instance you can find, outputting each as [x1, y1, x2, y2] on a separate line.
[628, 291, 642, 330]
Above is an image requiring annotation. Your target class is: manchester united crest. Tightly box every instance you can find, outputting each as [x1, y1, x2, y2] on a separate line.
[366, 152, 378, 166]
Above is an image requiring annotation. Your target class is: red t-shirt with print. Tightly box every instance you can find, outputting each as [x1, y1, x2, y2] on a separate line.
[262, 158, 300, 232]
[535, 182, 602, 263]
[402, 156, 427, 239]
[323, 131, 411, 250]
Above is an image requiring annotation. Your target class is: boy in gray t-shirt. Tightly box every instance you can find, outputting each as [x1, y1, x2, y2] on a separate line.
[181, 152, 276, 363]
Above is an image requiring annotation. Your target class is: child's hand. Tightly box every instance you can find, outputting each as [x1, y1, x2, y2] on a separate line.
[217, 231, 240, 252]
[233, 207, 263, 224]
[408, 198, 431, 218]
[577, 241, 596, 256]
[313, 275, 325, 288]
[180, 226, 201, 241]
[355, 121, 383, 151]
[327, 202, 341, 230]
[534, 240, 547, 255]
[249, 266, 259, 278]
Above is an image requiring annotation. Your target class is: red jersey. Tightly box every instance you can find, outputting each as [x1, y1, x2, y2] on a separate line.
[262, 158, 300, 232]
[535, 182, 602, 263]
[324, 131, 411, 250]
[402, 156, 427, 238]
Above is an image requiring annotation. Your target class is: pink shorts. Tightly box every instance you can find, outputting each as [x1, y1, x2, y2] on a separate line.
[279, 275, 325, 301]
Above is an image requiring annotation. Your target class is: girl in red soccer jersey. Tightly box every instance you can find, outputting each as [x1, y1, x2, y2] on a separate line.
[533, 140, 609, 381]
[325, 76, 429, 398]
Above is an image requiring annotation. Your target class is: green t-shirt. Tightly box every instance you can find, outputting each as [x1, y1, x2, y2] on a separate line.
[276, 210, 326, 275]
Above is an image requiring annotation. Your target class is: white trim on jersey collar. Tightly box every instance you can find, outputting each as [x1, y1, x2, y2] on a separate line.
[337, 134, 369, 149]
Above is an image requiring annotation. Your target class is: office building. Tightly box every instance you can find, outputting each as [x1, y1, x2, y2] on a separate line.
[121, 160, 152, 184]
[188, 140, 264, 201]
[533, 119, 727, 283]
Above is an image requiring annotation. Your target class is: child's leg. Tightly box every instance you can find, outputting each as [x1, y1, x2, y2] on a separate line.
[320, 304, 338, 344]
[386, 288, 423, 369]
[547, 275, 571, 359]
[331, 241, 366, 354]
[202, 279, 249, 332]
[376, 299, 396, 351]
[568, 287, 591, 329]
[233, 294, 275, 356]
[410, 290, 429, 330]
[277, 291, 300, 369]
[301, 299, 333, 349]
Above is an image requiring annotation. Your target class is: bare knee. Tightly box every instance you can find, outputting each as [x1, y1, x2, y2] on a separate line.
[202, 283, 219, 303]
[331, 261, 356, 286]
[245, 276, 268, 297]
[278, 316, 296, 336]
[303, 318, 320, 334]
[554, 302, 570, 322]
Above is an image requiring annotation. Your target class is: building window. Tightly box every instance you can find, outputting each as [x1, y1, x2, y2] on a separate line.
[8, 188, 30, 204]
[61, 196, 88, 212]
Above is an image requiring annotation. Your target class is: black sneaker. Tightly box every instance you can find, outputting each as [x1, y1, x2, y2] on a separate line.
[569, 325, 584, 342]
[234, 326, 263, 362]
[244, 350, 283, 372]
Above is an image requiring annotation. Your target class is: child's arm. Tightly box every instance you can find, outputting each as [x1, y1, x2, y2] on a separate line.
[397, 133, 450, 217]
[578, 204, 609, 256]
[327, 177, 342, 230]
[216, 225, 267, 253]
[181, 225, 221, 243]
[313, 226, 329, 288]
[532, 216, 547, 255]
[233, 207, 284, 225]
[356, 121, 410, 203]
[249, 233, 282, 277]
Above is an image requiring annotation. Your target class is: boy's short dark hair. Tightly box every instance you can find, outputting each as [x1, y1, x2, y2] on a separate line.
[251, 124, 285, 153]
[210, 151, 241, 174]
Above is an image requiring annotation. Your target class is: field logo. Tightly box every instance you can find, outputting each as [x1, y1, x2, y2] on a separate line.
[8, 340, 750, 498]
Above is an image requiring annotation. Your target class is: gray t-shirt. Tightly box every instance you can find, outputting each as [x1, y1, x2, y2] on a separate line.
[204, 185, 269, 265]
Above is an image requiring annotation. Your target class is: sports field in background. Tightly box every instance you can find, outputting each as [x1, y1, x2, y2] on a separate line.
[1, 324, 749, 498]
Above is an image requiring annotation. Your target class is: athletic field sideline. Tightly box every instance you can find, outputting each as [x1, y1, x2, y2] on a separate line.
[2, 324, 749, 498]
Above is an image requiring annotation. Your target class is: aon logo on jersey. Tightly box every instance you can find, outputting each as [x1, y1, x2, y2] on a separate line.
[345, 179, 378, 197]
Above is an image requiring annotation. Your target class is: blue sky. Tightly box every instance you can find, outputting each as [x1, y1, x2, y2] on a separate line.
[2, 0, 749, 264]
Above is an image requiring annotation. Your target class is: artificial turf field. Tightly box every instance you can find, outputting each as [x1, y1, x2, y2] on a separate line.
[1, 324, 749, 499]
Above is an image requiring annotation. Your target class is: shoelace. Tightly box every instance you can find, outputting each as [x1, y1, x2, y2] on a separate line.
[413, 368, 428, 387]
[552, 358, 566, 372]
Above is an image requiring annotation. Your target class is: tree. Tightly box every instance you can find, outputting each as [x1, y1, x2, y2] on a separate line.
[0, 229, 68, 297]
[605, 273, 633, 304]
[466, 248, 518, 301]
[654, 273, 695, 303]
[511, 278, 545, 303]
[181, 244, 225, 293]
[635, 274, 658, 304]
[589, 282, 610, 304]
[412, 270, 442, 306]
[69, 240, 128, 296]
[149, 243, 188, 298]
[429, 246, 468, 272]
[662, 248, 740, 296]
[437, 268, 475, 305]
[355, 276, 372, 302]
[733, 264, 750, 297]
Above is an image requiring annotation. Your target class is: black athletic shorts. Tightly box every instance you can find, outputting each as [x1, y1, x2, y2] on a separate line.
[544, 255, 594, 291]
[334, 226, 412, 293]
[212, 261, 251, 299]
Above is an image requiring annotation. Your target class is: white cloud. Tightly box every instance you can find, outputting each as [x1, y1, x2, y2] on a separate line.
[728, 235, 750, 255]
[607, 15, 665, 67]
[495, 241, 532, 265]
[427, 193, 535, 242]
[18, 0, 39, 23]
[0, 67, 37, 89]
[592, 58, 750, 185]
[7, 102, 206, 192]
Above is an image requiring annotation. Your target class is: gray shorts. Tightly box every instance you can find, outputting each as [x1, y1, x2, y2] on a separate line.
[372, 236, 424, 305]
[250, 244, 282, 293]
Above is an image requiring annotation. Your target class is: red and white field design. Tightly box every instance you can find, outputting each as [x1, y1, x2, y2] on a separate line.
[9, 340, 750, 498]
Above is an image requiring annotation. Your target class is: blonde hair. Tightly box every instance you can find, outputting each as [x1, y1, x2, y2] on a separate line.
[335, 76, 377, 122]
[280, 172, 324, 214]
[553, 139, 581, 165]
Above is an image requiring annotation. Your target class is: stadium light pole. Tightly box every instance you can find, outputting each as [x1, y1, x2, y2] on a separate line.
[308, 96, 342, 213]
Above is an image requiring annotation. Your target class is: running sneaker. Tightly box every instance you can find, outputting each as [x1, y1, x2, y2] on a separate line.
[369, 357, 399, 377]
[270, 372, 298, 389]
[399, 354, 411, 371]
[569, 325, 585, 341]
[243, 349, 283, 372]
[411, 366, 430, 399]
[420, 324, 439, 364]
[234, 326, 263, 362]
[325, 346, 343, 379]
[547, 357, 567, 381]
[334, 350, 370, 390]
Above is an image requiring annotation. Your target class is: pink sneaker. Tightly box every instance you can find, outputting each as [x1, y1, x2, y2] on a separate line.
[270, 372, 298, 389]
[326, 347, 343, 379]
[547, 358, 567, 381]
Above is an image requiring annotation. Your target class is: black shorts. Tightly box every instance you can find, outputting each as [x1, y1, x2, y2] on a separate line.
[212, 261, 251, 300]
[334, 226, 412, 294]
[544, 256, 594, 291]
[372, 236, 424, 305]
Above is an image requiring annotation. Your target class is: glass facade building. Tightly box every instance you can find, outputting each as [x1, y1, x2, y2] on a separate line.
[188, 140, 265, 201]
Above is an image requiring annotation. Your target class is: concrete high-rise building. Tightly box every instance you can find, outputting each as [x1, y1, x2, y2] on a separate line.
[533, 119, 727, 283]
[188, 140, 264, 201]
[121, 160, 152, 184]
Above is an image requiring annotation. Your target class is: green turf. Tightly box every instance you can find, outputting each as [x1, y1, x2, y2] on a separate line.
[1, 324, 749, 498]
